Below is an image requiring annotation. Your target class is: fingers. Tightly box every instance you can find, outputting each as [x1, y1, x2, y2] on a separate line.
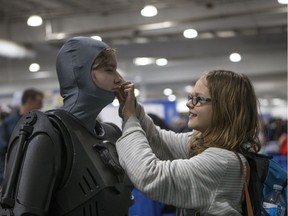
[126, 84, 135, 99]
[115, 91, 125, 104]
[112, 80, 131, 91]
[114, 81, 131, 102]
[115, 82, 134, 99]
[115, 81, 136, 119]
[114, 81, 135, 119]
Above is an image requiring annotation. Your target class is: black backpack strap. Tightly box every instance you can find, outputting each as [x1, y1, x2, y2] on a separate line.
[0, 110, 63, 215]
[0, 112, 36, 208]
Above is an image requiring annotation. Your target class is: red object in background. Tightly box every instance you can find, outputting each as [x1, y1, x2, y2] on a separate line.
[279, 134, 288, 155]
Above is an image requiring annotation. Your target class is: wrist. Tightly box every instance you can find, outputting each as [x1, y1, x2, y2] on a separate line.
[123, 113, 136, 121]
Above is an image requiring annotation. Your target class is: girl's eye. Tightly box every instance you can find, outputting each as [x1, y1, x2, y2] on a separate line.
[106, 67, 116, 72]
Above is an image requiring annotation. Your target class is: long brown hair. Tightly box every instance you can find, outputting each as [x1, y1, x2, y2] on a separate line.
[189, 70, 261, 157]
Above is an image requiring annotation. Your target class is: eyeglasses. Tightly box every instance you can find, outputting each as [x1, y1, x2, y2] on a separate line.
[187, 95, 212, 106]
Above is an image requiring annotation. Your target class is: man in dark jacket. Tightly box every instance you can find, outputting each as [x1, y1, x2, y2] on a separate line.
[0, 88, 43, 184]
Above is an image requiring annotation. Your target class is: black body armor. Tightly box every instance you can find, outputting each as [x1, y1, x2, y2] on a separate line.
[0, 109, 133, 216]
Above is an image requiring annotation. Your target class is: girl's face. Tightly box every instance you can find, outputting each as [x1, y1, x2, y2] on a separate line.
[91, 53, 123, 92]
[186, 77, 212, 133]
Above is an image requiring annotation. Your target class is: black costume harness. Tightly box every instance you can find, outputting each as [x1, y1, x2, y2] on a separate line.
[0, 109, 133, 216]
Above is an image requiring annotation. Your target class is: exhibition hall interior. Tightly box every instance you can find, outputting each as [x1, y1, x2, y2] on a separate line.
[0, 0, 287, 215]
[0, 1, 287, 157]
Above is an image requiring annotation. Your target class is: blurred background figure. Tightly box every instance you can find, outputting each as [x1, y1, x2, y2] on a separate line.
[0, 88, 44, 184]
[148, 113, 172, 131]
[171, 113, 192, 133]
[260, 118, 287, 154]
[278, 130, 287, 156]
[259, 117, 287, 170]
[0, 109, 10, 124]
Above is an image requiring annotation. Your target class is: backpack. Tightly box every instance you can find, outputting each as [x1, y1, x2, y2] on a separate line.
[240, 151, 287, 216]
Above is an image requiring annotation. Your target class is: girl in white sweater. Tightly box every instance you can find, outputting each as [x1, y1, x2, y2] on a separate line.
[115, 70, 261, 215]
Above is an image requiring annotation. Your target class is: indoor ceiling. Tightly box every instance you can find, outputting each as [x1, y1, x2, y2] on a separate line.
[0, 0, 287, 106]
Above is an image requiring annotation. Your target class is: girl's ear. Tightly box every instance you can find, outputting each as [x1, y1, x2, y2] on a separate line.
[91, 71, 97, 83]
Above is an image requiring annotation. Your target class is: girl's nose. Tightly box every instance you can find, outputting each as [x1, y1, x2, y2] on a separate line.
[114, 72, 124, 84]
[186, 101, 194, 109]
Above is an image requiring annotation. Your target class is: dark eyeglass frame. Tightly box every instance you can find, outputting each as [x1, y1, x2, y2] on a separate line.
[187, 95, 212, 106]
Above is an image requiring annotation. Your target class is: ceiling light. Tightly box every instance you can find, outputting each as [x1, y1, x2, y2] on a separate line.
[0, 39, 35, 58]
[133, 37, 149, 44]
[163, 88, 173, 96]
[133, 57, 154, 66]
[184, 85, 193, 93]
[278, 0, 288, 4]
[183, 29, 198, 39]
[29, 63, 40, 72]
[229, 53, 241, 62]
[168, 94, 176, 102]
[141, 5, 158, 17]
[216, 30, 236, 38]
[156, 58, 168, 66]
[45, 33, 66, 40]
[138, 21, 174, 31]
[27, 15, 43, 27]
[91, 36, 102, 41]
[200, 32, 214, 39]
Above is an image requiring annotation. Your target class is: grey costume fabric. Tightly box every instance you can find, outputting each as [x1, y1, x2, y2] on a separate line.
[56, 37, 115, 132]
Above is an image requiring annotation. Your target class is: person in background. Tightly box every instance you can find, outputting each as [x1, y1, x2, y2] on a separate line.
[0, 88, 44, 184]
[148, 113, 172, 131]
[116, 69, 261, 215]
[172, 113, 192, 133]
[0, 112, 9, 124]
[278, 132, 287, 155]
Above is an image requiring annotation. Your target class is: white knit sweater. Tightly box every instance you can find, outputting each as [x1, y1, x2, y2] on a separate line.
[116, 103, 246, 215]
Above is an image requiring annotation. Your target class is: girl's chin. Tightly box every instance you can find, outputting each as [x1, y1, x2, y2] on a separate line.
[188, 122, 195, 129]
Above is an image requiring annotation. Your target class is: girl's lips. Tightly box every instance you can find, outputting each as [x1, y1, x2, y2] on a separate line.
[112, 86, 120, 90]
[189, 111, 197, 117]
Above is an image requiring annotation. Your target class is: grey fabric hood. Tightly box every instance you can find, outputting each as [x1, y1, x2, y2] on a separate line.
[56, 36, 115, 133]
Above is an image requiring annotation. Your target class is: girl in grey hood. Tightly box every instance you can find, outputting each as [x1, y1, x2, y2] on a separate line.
[56, 36, 123, 132]
[0, 37, 132, 216]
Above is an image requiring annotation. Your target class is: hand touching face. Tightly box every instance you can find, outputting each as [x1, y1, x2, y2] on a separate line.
[115, 82, 136, 120]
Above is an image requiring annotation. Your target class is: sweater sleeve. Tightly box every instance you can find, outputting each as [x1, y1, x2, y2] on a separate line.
[116, 116, 230, 211]
[132, 102, 192, 160]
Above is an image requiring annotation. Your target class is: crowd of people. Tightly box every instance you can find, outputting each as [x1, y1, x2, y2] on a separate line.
[260, 117, 287, 156]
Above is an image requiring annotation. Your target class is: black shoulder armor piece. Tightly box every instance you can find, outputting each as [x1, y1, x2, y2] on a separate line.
[0, 110, 63, 215]
[0, 109, 133, 216]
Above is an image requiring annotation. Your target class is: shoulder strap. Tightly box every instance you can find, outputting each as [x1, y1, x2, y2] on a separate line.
[0, 112, 36, 208]
[234, 152, 254, 216]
